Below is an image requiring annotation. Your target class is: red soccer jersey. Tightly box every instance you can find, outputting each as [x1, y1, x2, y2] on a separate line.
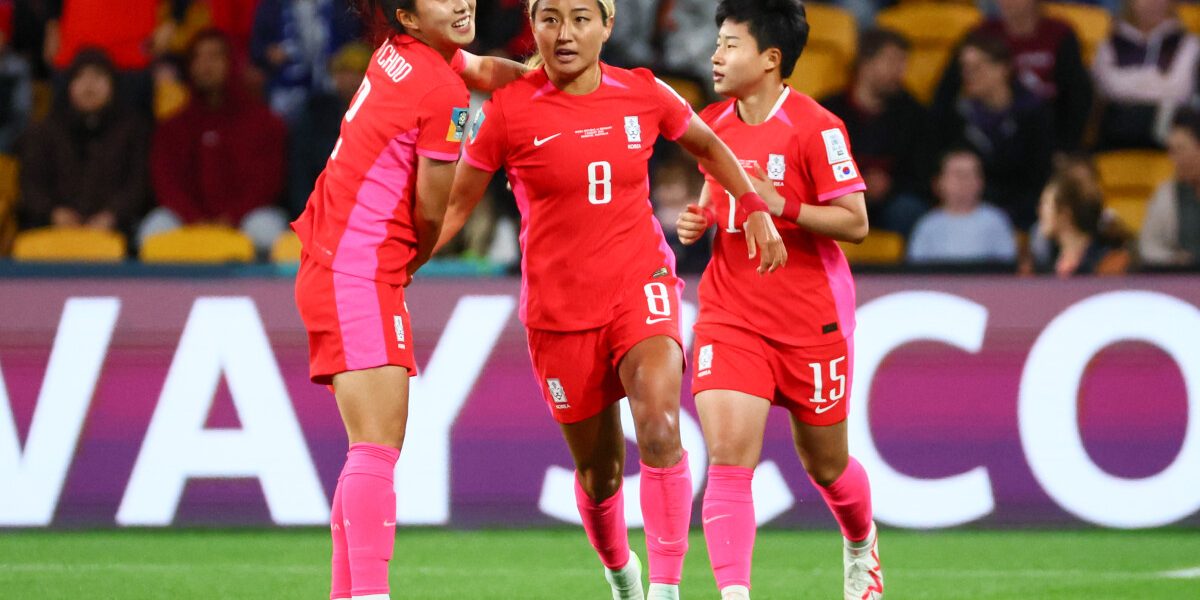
[291, 34, 469, 284]
[698, 87, 866, 347]
[463, 64, 693, 331]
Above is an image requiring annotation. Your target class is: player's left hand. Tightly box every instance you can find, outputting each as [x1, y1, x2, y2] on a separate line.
[744, 211, 787, 274]
[676, 204, 712, 245]
[750, 164, 785, 217]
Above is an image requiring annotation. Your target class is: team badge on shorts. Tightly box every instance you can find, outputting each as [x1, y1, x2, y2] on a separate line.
[547, 378, 569, 408]
[393, 315, 406, 349]
[697, 344, 713, 377]
[767, 154, 786, 180]
[447, 107, 469, 142]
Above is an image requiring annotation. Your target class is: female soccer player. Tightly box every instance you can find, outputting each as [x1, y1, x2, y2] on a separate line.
[676, 1, 882, 599]
[437, 1, 786, 598]
[290, 1, 524, 599]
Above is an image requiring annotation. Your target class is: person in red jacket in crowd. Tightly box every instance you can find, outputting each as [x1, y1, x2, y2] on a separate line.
[141, 28, 287, 254]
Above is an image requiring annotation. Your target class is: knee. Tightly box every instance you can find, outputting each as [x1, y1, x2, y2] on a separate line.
[707, 439, 757, 469]
[804, 453, 849, 488]
[577, 460, 624, 501]
[635, 418, 682, 467]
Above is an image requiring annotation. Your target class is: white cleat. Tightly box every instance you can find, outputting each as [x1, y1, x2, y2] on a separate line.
[646, 582, 679, 600]
[843, 522, 883, 600]
[720, 584, 750, 600]
[604, 551, 645, 600]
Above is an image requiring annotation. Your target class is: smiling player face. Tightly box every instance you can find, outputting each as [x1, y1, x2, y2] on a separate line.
[532, 0, 612, 86]
[401, 0, 476, 55]
[711, 19, 775, 98]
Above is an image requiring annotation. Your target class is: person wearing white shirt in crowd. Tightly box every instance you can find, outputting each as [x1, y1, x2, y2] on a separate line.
[908, 147, 1017, 264]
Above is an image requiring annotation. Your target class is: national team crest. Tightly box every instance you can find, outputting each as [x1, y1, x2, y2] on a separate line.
[547, 378, 569, 408]
[697, 344, 713, 376]
[393, 315, 406, 349]
[624, 116, 642, 143]
[767, 154, 786, 181]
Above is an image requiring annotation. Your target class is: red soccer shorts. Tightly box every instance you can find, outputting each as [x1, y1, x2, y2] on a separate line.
[691, 321, 854, 426]
[295, 254, 416, 385]
[527, 275, 684, 424]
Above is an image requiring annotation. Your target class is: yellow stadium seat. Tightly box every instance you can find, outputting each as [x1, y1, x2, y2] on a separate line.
[1107, 195, 1150, 232]
[12, 227, 127, 262]
[658, 76, 706, 109]
[805, 3, 857, 71]
[31, 81, 53, 123]
[0, 155, 18, 255]
[904, 47, 956, 104]
[1095, 150, 1174, 199]
[140, 225, 255, 263]
[788, 46, 849, 100]
[876, 2, 983, 50]
[1043, 3, 1111, 65]
[271, 230, 302, 263]
[1179, 3, 1200, 36]
[154, 78, 190, 121]
[839, 230, 905, 265]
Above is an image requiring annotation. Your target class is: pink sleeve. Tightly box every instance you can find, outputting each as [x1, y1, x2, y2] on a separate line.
[416, 83, 470, 162]
[460, 98, 507, 173]
[652, 77, 694, 141]
[803, 123, 867, 203]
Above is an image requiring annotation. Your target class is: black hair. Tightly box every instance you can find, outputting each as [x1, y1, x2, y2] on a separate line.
[937, 145, 982, 174]
[857, 27, 909, 65]
[961, 32, 1012, 67]
[714, 0, 809, 79]
[358, 0, 417, 33]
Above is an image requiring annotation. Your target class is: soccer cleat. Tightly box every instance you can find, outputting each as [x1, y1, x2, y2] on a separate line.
[604, 551, 645, 600]
[720, 584, 751, 600]
[646, 582, 679, 600]
[843, 522, 883, 600]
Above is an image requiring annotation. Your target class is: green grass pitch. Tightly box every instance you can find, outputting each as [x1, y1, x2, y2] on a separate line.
[2, 528, 1197, 598]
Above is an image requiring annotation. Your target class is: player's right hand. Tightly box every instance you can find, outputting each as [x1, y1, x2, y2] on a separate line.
[744, 211, 787, 274]
[677, 204, 711, 246]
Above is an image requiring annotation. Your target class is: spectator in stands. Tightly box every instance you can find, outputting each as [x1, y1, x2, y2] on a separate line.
[44, 0, 171, 114]
[0, 2, 32, 154]
[934, 0, 1092, 151]
[1037, 168, 1132, 276]
[473, 0, 534, 59]
[823, 28, 928, 237]
[287, 41, 370, 218]
[142, 29, 287, 254]
[930, 33, 1054, 231]
[18, 49, 149, 236]
[908, 147, 1017, 265]
[1093, 0, 1199, 149]
[602, 0, 658, 69]
[1141, 108, 1200, 267]
[652, 147, 711, 273]
[249, 0, 361, 123]
[661, 0, 719, 85]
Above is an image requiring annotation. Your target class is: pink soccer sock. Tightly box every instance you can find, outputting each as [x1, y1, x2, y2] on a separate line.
[812, 456, 874, 543]
[640, 451, 693, 585]
[340, 442, 401, 598]
[574, 475, 632, 570]
[329, 478, 351, 600]
[702, 465, 756, 590]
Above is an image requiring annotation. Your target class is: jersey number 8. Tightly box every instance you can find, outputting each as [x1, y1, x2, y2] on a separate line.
[588, 161, 611, 205]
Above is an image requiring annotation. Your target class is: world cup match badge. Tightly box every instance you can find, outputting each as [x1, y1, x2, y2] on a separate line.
[447, 107, 469, 142]
[547, 378, 569, 408]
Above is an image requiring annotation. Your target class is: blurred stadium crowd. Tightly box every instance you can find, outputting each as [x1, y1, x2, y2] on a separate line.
[1, 0, 1199, 275]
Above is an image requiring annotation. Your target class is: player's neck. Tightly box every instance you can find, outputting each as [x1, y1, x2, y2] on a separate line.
[734, 80, 785, 126]
[547, 62, 603, 95]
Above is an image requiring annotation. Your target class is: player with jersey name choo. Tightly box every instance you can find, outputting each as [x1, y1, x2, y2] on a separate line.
[676, 1, 883, 599]
[288, 1, 528, 599]
[435, 0, 787, 599]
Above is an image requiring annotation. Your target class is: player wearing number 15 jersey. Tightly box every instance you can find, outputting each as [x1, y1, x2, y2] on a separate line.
[437, 3, 785, 598]
[676, 2, 882, 600]
[289, 1, 525, 599]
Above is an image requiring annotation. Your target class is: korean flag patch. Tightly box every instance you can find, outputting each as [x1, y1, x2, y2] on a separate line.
[832, 160, 858, 182]
[447, 107, 469, 142]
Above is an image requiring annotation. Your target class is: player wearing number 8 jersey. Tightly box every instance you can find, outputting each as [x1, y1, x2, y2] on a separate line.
[290, 1, 525, 599]
[437, 2, 785, 598]
[676, 2, 882, 600]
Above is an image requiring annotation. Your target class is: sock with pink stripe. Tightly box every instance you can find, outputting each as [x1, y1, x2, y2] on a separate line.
[640, 452, 693, 585]
[702, 465, 756, 591]
[340, 442, 401, 598]
[574, 475, 632, 570]
[329, 478, 351, 600]
[812, 457, 873, 543]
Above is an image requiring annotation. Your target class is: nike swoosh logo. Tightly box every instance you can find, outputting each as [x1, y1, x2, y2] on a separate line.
[533, 133, 562, 146]
[703, 514, 731, 525]
[657, 537, 685, 545]
[646, 316, 672, 325]
[383, 520, 396, 527]
[814, 399, 841, 415]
